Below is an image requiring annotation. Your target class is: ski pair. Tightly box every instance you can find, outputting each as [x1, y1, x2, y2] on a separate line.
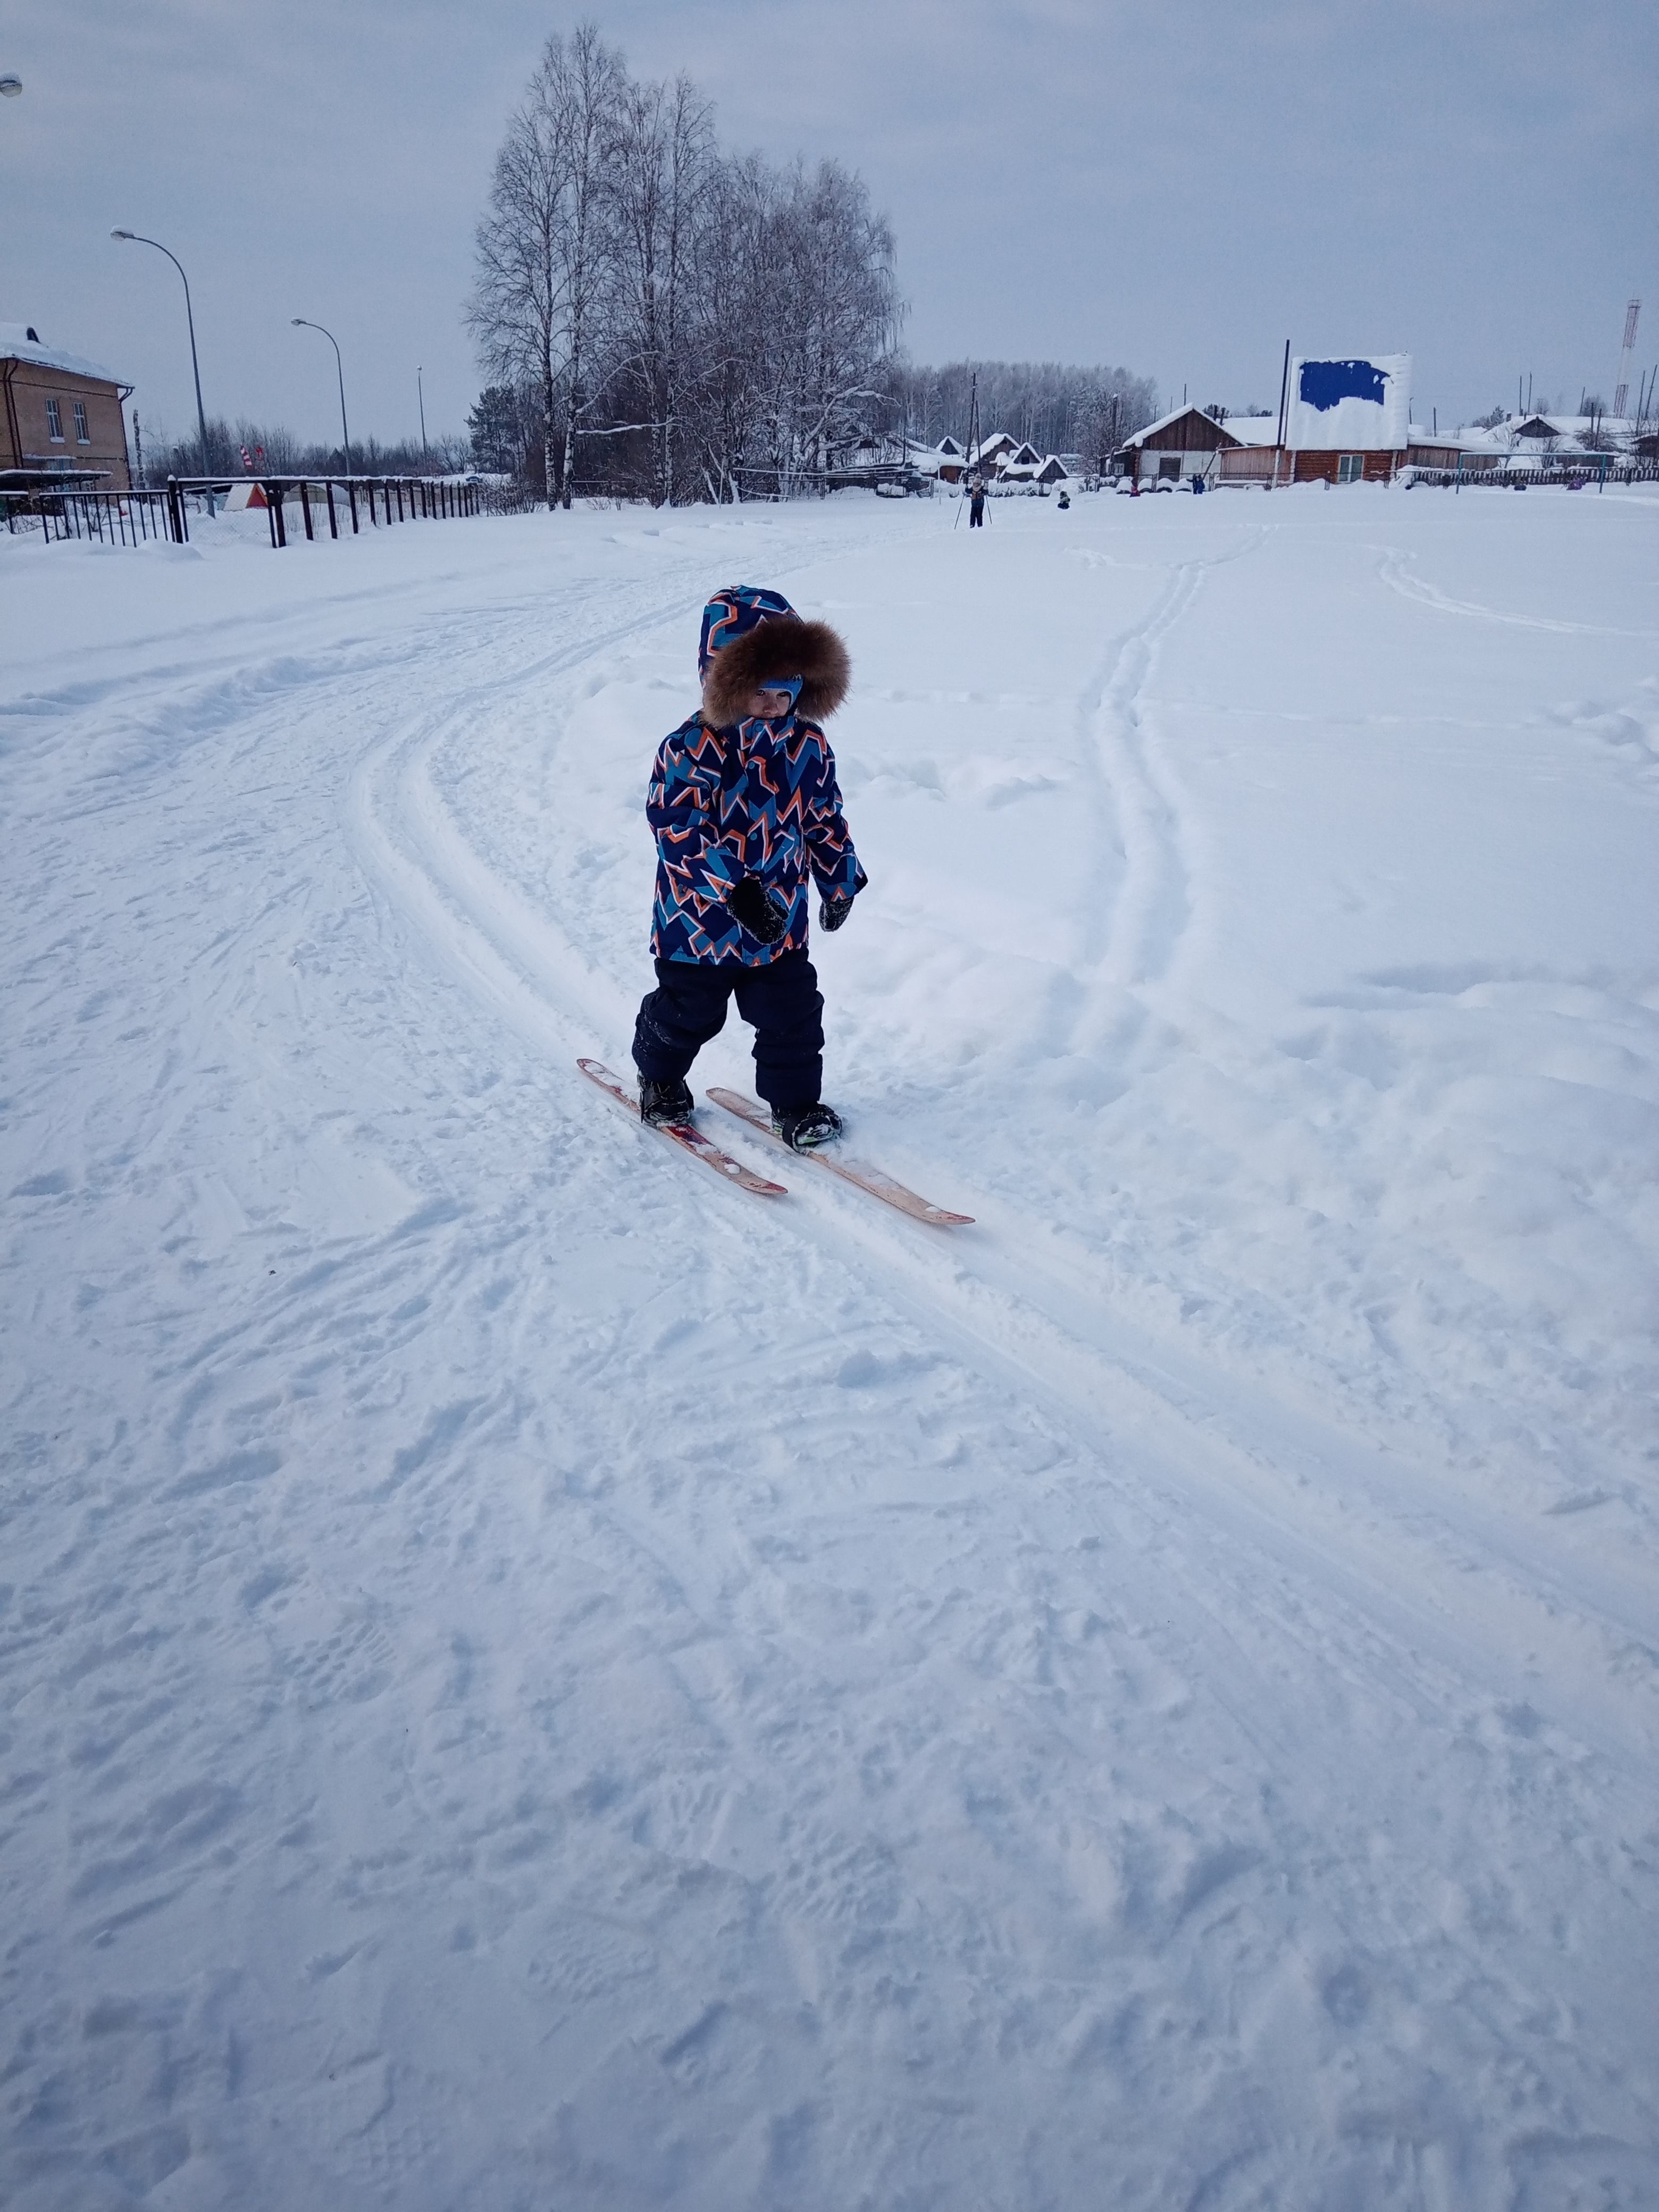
[576, 1060, 973, 1226]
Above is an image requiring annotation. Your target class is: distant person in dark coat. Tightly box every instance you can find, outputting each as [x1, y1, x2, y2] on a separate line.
[968, 477, 986, 527]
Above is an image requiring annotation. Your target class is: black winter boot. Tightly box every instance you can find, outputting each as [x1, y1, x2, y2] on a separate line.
[773, 1101, 843, 1151]
[639, 1075, 694, 1126]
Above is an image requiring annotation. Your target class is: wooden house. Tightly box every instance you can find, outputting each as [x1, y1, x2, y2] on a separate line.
[1114, 405, 1246, 484]
[967, 430, 1019, 476]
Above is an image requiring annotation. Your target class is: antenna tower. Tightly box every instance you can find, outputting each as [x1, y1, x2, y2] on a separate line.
[1613, 298, 1640, 419]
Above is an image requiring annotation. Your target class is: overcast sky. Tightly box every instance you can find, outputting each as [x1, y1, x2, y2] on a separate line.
[2, 0, 1654, 451]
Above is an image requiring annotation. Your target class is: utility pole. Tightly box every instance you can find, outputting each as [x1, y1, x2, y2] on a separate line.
[1613, 299, 1641, 420]
[418, 367, 429, 466]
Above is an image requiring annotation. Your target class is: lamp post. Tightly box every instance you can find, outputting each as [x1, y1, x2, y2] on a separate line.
[292, 318, 351, 477]
[111, 230, 210, 479]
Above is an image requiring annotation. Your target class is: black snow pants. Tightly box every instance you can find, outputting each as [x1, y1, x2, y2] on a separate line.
[633, 950, 825, 1109]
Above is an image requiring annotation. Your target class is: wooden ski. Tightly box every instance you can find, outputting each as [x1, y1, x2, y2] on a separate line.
[707, 1088, 973, 1226]
[578, 1060, 788, 1197]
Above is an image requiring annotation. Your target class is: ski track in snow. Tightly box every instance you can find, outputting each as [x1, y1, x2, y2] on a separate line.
[1376, 541, 1659, 639]
[3, 493, 1658, 2210]
[357, 515, 1656, 1763]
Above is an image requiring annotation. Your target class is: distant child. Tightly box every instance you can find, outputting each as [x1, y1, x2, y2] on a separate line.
[631, 586, 867, 1150]
[968, 477, 986, 526]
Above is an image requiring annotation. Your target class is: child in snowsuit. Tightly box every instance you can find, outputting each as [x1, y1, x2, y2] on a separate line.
[631, 585, 867, 1151]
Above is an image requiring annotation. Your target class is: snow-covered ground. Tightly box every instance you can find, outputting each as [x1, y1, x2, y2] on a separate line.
[4, 482, 1657, 2210]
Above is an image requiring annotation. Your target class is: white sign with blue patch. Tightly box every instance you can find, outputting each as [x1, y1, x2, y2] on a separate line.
[1286, 355, 1411, 450]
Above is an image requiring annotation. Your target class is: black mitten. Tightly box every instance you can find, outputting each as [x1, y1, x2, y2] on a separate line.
[818, 865, 869, 933]
[727, 875, 789, 945]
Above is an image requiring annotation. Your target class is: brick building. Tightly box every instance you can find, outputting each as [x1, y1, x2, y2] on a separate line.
[1, 323, 133, 490]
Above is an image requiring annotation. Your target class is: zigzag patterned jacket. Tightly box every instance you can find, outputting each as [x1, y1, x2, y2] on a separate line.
[648, 710, 863, 966]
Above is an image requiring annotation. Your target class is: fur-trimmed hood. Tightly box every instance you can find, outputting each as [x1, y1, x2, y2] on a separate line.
[702, 614, 851, 727]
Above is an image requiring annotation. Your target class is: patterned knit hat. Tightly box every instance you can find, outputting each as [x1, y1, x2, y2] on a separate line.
[698, 584, 797, 675]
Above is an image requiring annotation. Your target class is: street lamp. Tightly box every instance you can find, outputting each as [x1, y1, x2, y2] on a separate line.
[292, 319, 351, 477]
[112, 230, 210, 479]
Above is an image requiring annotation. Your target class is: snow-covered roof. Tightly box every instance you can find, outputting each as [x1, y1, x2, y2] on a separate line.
[0, 321, 126, 386]
[1453, 425, 1514, 451]
[909, 439, 967, 470]
[1470, 413, 1636, 445]
[1222, 416, 1280, 446]
[1119, 404, 1243, 449]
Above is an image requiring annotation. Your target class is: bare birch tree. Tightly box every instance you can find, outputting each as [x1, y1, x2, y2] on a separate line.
[469, 23, 622, 510]
[471, 28, 1155, 505]
[678, 154, 774, 503]
[611, 72, 713, 506]
[780, 161, 901, 493]
[470, 57, 567, 505]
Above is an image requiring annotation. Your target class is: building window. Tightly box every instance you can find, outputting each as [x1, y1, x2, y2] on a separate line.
[1337, 453, 1364, 483]
[46, 397, 64, 441]
[73, 400, 90, 443]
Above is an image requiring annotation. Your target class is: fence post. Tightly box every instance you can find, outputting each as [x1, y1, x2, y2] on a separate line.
[166, 476, 185, 544]
[348, 481, 358, 533]
[299, 482, 314, 541]
[325, 482, 339, 540]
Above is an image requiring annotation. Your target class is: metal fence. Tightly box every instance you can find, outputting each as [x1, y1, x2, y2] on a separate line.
[2, 484, 180, 545]
[2, 474, 483, 549]
[1402, 460, 1659, 491]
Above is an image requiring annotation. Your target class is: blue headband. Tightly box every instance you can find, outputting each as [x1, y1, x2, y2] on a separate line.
[760, 675, 803, 714]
